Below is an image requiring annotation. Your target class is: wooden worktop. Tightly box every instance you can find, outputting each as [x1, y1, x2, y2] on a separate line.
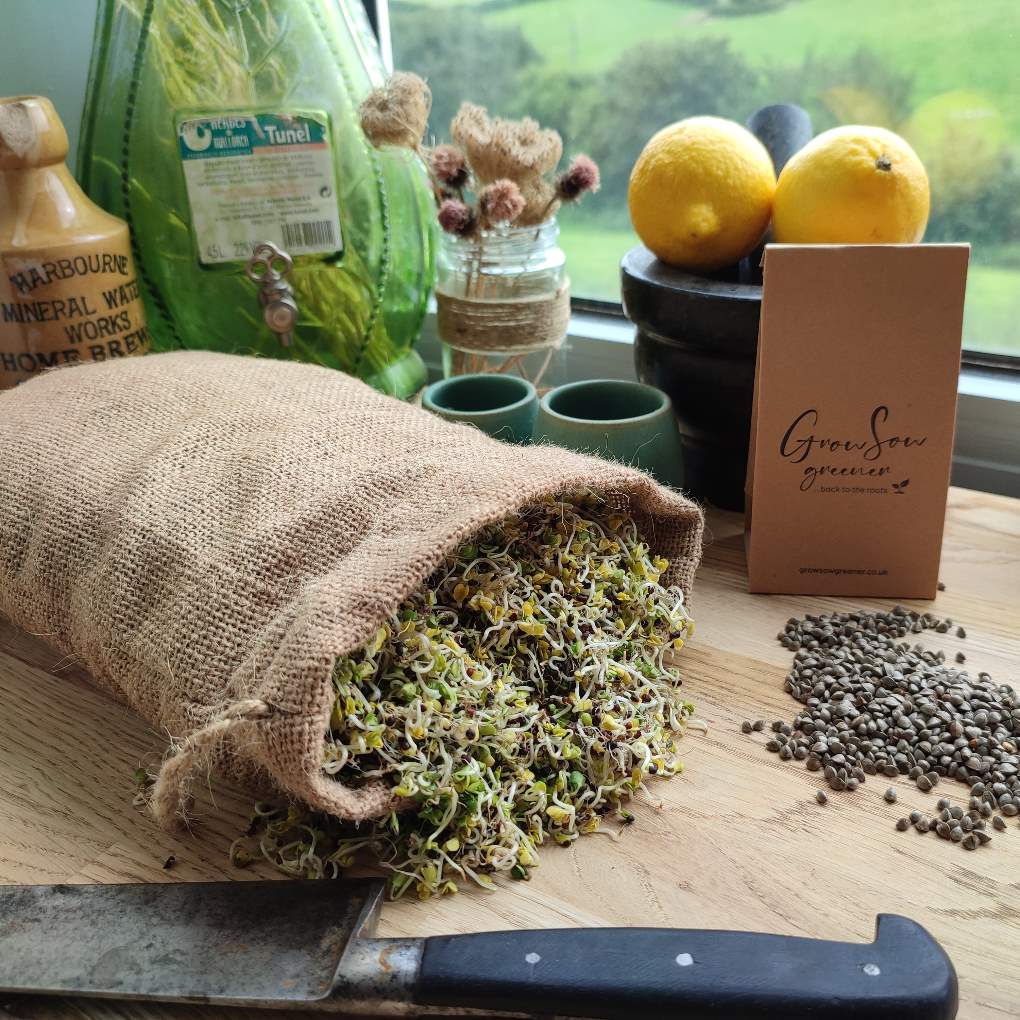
[0, 487, 1017, 1020]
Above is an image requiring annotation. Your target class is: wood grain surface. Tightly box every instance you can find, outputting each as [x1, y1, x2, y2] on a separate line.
[0, 487, 1017, 1020]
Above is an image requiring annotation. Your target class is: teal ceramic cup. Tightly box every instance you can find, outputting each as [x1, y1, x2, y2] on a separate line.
[423, 373, 538, 443]
[536, 379, 684, 488]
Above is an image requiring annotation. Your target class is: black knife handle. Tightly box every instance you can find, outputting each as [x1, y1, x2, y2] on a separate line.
[415, 914, 957, 1019]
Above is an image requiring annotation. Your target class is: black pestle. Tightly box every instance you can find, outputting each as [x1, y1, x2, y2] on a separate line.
[746, 103, 814, 176]
[737, 104, 814, 284]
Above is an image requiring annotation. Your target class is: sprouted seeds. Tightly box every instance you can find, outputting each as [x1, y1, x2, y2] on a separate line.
[232, 492, 695, 899]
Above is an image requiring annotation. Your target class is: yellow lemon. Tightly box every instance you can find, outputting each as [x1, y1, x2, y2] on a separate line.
[628, 116, 776, 272]
[773, 125, 929, 244]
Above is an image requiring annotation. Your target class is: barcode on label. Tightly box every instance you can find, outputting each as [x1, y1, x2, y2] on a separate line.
[281, 220, 338, 251]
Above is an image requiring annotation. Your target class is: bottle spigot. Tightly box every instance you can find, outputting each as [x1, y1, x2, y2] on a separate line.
[246, 242, 298, 347]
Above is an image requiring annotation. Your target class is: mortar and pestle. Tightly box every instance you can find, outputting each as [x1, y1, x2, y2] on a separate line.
[621, 104, 813, 511]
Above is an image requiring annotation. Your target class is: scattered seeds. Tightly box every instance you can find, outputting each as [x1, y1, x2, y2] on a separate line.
[955, 652, 966, 665]
[162, 855, 176, 870]
[884, 787, 898, 803]
[949, 826, 964, 842]
[768, 606, 1019, 858]
[816, 790, 828, 805]
[936, 821, 951, 839]
[741, 721, 753, 734]
[962, 833, 979, 851]
[937, 581, 946, 591]
[909, 809, 922, 823]
[752, 720, 765, 732]
[975, 829, 993, 845]
[993, 816, 1007, 832]
[915, 817, 930, 833]
[896, 817, 910, 831]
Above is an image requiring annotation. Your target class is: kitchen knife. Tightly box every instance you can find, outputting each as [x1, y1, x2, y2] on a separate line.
[0, 881, 957, 1018]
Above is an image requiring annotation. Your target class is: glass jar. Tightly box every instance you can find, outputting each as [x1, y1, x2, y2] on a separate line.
[77, 0, 435, 399]
[436, 220, 569, 387]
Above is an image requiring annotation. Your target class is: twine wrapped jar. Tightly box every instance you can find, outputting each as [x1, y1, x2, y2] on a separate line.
[436, 219, 569, 387]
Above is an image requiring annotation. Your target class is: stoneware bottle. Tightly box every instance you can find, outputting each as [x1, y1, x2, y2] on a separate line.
[0, 95, 149, 389]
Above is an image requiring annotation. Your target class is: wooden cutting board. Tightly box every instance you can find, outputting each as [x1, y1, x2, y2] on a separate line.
[0, 487, 1017, 1020]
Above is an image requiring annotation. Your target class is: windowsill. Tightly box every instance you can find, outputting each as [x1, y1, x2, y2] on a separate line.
[418, 305, 1020, 498]
[958, 365, 1020, 402]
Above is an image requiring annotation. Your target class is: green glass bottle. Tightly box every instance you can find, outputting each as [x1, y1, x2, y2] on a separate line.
[77, 0, 435, 397]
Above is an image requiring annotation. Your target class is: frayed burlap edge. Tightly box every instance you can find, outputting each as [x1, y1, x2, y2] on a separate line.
[149, 471, 701, 830]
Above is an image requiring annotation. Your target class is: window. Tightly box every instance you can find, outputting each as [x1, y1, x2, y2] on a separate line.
[392, 0, 1020, 358]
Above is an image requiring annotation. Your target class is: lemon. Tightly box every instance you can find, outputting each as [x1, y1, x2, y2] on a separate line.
[628, 116, 776, 272]
[773, 125, 929, 244]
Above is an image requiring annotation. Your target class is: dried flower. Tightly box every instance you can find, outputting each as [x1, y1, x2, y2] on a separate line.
[515, 176, 559, 227]
[556, 154, 600, 201]
[430, 144, 469, 189]
[451, 103, 562, 185]
[479, 178, 525, 225]
[359, 72, 431, 149]
[437, 198, 476, 236]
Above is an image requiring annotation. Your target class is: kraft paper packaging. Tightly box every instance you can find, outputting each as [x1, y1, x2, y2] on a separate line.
[746, 244, 969, 598]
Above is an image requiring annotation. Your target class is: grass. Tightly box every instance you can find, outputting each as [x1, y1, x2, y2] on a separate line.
[558, 220, 636, 301]
[962, 265, 1020, 355]
[560, 221, 1020, 354]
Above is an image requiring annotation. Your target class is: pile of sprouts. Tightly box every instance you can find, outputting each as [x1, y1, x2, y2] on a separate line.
[233, 492, 695, 899]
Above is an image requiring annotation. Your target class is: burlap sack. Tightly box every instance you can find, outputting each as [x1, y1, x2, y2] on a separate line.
[0, 352, 703, 829]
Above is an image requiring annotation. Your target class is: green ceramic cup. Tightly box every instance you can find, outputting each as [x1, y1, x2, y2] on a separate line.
[536, 379, 684, 488]
[423, 373, 538, 443]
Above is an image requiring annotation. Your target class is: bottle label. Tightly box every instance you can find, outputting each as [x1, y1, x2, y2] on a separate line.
[177, 112, 343, 265]
[1, 245, 150, 389]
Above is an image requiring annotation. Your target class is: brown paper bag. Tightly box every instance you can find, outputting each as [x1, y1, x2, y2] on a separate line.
[745, 244, 969, 598]
[0, 352, 703, 828]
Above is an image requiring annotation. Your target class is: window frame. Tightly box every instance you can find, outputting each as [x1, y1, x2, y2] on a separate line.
[415, 306, 1020, 499]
